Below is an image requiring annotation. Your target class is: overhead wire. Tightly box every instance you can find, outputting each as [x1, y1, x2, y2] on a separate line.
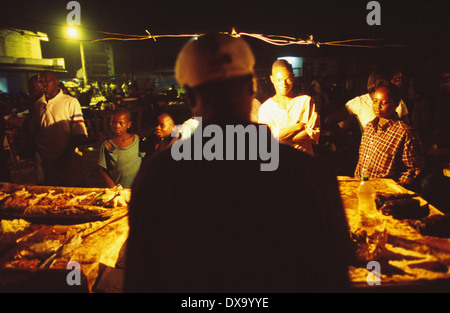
[10, 19, 425, 48]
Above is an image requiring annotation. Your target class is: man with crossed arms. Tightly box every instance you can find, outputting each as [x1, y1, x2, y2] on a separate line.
[258, 59, 320, 156]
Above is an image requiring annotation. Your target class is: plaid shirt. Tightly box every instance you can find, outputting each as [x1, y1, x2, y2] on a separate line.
[355, 117, 424, 186]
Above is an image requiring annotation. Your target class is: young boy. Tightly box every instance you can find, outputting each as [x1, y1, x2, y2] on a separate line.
[154, 113, 176, 152]
[140, 113, 177, 158]
[98, 107, 145, 188]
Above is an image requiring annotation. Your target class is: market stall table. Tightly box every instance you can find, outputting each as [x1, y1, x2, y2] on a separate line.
[0, 183, 129, 292]
[339, 177, 450, 292]
[1, 178, 450, 293]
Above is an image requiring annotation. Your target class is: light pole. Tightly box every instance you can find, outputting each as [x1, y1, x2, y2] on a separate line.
[67, 26, 88, 87]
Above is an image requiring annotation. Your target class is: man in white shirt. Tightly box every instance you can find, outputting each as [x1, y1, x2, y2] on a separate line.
[325, 69, 409, 132]
[258, 59, 320, 155]
[30, 71, 88, 186]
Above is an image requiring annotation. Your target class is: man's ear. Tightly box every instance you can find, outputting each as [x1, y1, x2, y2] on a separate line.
[269, 74, 275, 86]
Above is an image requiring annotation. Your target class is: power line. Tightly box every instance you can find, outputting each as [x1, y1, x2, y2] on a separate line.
[12, 19, 426, 48]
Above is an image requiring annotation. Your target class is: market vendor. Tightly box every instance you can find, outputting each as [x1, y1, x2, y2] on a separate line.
[29, 71, 88, 187]
[354, 82, 425, 189]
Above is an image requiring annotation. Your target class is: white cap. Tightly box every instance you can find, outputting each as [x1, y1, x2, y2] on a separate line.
[175, 33, 255, 88]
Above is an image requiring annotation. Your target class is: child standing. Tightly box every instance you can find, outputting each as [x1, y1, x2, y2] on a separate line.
[98, 107, 145, 188]
[154, 113, 176, 152]
[139, 113, 177, 158]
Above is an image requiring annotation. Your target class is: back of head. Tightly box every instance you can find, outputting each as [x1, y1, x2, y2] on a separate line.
[175, 33, 256, 123]
[175, 33, 255, 89]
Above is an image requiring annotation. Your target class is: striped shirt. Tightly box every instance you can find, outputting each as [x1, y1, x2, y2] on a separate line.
[354, 117, 424, 186]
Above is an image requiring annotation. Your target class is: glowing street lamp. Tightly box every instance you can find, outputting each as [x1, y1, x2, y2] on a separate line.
[67, 26, 88, 86]
[67, 26, 78, 38]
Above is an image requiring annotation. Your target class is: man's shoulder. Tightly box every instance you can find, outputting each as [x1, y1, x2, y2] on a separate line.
[260, 97, 276, 107]
[58, 92, 80, 105]
[61, 93, 79, 101]
[392, 119, 417, 134]
[292, 94, 313, 107]
[346, 93, 369, 105]
[258, 98, 277, 118]
[294, 94, 312, 101]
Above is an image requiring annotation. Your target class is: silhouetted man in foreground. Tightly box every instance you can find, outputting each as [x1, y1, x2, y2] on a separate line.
[125, 33, 351, 293]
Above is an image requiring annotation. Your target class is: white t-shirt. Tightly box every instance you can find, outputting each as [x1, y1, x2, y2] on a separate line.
[258, 95, 320, 155]
[345, 93, 408, 131]
[33, 90, 87, 160]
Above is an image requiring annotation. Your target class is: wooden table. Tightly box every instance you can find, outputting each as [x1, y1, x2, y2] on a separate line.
[0, 183, 129, 292]
[338, 177, 450, 291]
[1, 179, 450, 292]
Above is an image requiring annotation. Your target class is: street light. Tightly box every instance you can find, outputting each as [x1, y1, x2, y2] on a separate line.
[67, 26, 88, 87]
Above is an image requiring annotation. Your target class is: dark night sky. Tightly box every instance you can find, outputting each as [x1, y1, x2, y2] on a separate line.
[1, 0, 449, 78]
[3, 0, 448, 38]
[3, 1, 448, 39]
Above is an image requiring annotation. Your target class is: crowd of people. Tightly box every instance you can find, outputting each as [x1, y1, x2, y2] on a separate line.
[2, 60, 448, 192]
[0, 32, 448, 292]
